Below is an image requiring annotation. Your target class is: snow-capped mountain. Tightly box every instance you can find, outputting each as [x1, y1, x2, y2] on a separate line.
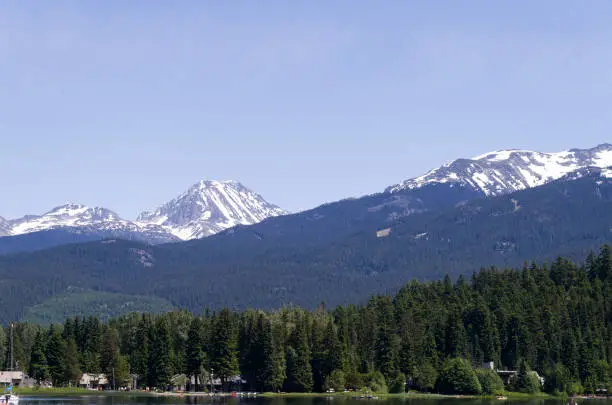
[387, 143, 612, 195]
[137, 180, 288, 239]
[4, 203, 178, 243]
[0, 181, 286, 243]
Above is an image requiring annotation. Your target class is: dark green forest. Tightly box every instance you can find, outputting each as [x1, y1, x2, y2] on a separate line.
[2, 246, 612, 395]
[1, 174, 611, 324]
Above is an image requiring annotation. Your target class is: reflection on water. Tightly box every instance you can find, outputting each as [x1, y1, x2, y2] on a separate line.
[16, 396, 609, 405]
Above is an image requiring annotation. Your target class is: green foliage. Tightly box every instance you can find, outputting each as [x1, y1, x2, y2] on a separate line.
[565, 380, 584, 396]
[285, 315, 313, 392]
[62, 339, 81, 386]
[28, 331, 48, 383]
[512, 360, 540, 394]
[210, 309, 239, 388]
[114, 354, 131, 387]
[475, 369, 504, 395]
[437, 358, 482, 395]
[21, 290, 175, 325]
[413, 362, 438, 392]
[149, 317, 173, 388]
[365, 371, 388, 394]
[3, 246, 612, 394]
[45, 325, 66, 386]
[325, 370, 346, 391]
[544, 363, 570, 394]
[186, 317, 204, 384]
[389, 372, 406, 393]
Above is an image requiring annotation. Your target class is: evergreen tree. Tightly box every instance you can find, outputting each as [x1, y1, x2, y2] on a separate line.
[258, 318, 286, 392]
[513, 359, 540, 393]
[149, 317, 173, 388]
[81, 316, 101, 373]
[46, 325, 66, 386]
[62, 338, 81, 386]
[186, 317, 204, 390]
[413, 362, 437, 392]
[100, 326, 122, 389]
[374, 296, 398, 381]
[210, 309, 239, 390]
[29, 331, 48, 384]
[285, 315, 313, 392]
[475, 369, 504, 395]
[437, 358, 482, 395]
[132, 315, 150, 388]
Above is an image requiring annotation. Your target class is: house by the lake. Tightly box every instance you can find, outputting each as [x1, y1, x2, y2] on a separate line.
[78, 373, 109, 390]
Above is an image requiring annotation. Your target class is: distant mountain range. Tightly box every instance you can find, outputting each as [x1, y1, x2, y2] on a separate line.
[1, 166, 611, 323]
[388, 143, 612, 195]
[0, 143, 611, 322]
[0, 143, 611, 255]
[0, 180, 287, 251]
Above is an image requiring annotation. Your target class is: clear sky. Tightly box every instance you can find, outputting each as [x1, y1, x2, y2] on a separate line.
[1, 1, 611, 218]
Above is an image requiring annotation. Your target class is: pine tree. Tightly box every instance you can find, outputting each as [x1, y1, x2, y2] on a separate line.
[100, 326, 121, 389]
[82, 316, 101, 373]
[210, 309, 239, 390]
[263, 320, 286, 392]
[285, 314, 313, 392]
[29, 331, 49, 384]
[46, 325, 66, 386]
[374, 296, 398, 381]
[132, 315, 150, 388]
[149, 317, 173, 389]
[513, 359, 540, 393]
[186, 317, 204, 390]
[62, 338, 81, 386]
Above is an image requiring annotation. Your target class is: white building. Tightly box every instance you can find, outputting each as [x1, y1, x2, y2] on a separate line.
[0, 371, 23, 387]
[78, 373, 109, 390]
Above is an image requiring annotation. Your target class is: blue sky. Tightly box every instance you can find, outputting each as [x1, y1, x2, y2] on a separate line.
[1, 1, 611, 218]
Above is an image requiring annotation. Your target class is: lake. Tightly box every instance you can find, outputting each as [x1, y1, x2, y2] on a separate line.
[14, 395, 611, 405]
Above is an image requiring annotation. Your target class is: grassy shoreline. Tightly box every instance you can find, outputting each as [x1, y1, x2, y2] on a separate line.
[13, 387, 561, 400]
[259, 391, 557, 399]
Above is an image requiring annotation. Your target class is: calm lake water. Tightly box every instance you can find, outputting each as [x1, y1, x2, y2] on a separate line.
[15, 396, 612, 405]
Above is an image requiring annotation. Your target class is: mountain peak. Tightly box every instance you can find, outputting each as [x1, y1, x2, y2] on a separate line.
[387, 144, 612, 195]
[137, 179, 287, 239]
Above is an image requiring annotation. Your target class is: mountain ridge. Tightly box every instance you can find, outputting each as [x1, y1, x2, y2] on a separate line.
[387, 143, 612, 195]
[137, 180, 288, 239]
[0, 170, 611, 323]
[0, 180, 285, 243]
[1, 143, 610, 249]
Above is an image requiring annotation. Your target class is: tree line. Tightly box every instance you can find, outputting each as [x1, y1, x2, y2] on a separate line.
[1, 245, 612, 395]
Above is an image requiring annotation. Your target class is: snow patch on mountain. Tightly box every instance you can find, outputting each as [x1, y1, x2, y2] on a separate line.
[3, 203, 178, 243]
[387, 143, 612, 196]
[0, 180, 285, 243]
[137, 180, 287, 239]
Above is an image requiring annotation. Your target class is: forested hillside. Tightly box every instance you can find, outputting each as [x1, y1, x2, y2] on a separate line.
[0, 174, 611, 323]
[2, 247, 611, 395]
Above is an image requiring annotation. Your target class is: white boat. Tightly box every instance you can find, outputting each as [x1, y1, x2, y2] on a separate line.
[0, 393, 19, 405]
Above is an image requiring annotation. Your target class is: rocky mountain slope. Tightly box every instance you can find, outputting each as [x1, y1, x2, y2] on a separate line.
[1, 169, 611, 323]
[137, 180, 288, 239]
[4, 203, 177, 244]
[1, 144, 610, 251]
[0, 181, 286, 244]
[387, 143, 612, 195]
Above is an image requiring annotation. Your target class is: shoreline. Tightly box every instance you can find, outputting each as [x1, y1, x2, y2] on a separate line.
[14, 388, 569, 400]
